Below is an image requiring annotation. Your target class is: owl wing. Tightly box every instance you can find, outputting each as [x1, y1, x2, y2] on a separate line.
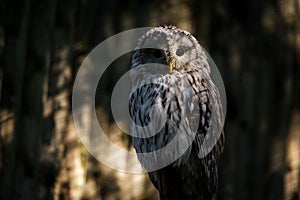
[184, 72, 224, 197]
[129, 75, 224, 199]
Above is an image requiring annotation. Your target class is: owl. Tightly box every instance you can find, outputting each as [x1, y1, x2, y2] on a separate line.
[129, 25, 225, 200]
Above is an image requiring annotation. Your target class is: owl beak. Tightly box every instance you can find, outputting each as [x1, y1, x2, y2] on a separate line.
[169, 61, 173, 73]
[166, 50, 173, 73]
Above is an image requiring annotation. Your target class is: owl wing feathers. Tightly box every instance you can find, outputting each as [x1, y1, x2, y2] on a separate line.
[129, 73, 223, 199]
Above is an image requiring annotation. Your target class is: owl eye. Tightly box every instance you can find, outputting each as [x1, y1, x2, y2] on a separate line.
[176, 48, 184, 56]
[153, 49, 163, 58]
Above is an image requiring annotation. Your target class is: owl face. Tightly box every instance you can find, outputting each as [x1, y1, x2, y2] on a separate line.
[132, 26, 210, 75]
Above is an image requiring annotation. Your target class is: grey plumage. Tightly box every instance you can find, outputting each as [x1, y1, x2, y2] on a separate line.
[129, 25, 225, 199]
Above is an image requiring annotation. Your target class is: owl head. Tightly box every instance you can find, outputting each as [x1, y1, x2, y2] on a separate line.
[132, 25, 210, 76]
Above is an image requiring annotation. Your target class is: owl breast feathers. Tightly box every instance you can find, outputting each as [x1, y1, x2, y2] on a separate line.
[129, 25, 225, 200]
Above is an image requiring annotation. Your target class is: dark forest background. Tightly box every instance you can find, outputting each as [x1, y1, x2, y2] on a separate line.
[0, 0, 299, 199]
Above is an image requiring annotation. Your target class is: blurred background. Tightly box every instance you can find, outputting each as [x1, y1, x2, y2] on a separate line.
[0, 0, 299, 199]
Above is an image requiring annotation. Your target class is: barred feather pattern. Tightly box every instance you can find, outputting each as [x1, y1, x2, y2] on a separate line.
[129, 26, 225, 200]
